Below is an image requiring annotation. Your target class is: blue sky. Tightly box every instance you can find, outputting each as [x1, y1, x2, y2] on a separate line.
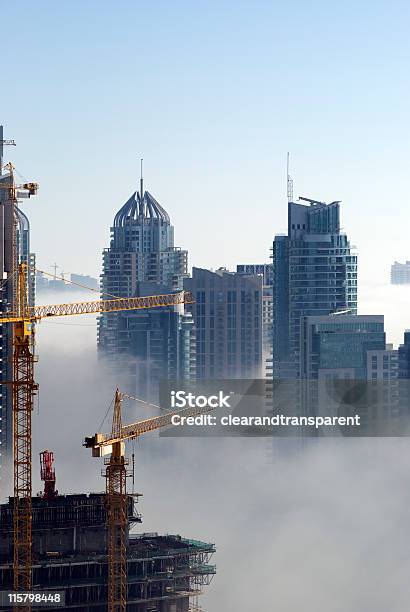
[2, 0, 410, 287]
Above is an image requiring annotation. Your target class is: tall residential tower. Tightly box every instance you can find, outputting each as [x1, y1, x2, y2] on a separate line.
[98, 179, 194, 401]
[271, 197, 357, 379]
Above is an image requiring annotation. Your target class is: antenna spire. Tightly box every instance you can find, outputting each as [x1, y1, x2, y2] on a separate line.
[140, 158, 144, 198]
[287, 152, 294, 203]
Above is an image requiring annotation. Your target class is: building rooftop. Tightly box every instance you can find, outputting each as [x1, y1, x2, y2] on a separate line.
[114, 190, 170, 226]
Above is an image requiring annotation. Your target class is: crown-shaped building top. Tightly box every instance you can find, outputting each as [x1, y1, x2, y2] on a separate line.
[114, 190, 170, 227]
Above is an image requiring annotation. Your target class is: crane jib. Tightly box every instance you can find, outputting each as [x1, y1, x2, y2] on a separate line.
[0, 291, 195, 323]
[97, 403, 214, 448]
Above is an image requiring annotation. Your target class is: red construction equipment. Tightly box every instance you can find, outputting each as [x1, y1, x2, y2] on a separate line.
[39, 450, 58, 501]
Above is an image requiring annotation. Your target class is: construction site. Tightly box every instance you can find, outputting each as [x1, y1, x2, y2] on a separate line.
[0, 485, 216, 610]
[0, 127, 216, 611]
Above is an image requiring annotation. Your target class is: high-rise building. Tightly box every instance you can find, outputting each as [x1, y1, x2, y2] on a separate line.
[117, 282, 196, 402]
[98, 181, 192, 401]
[0, 127, 35, 480]
[300, 315, 386, 380]
[391, 261, 410, 284]
[366, 344, 399, 418]
[300, 314, 387, 427]
[184, 267, 263, 379]
[398, 330, 410, 414]
[236, 264, 273, 359]
[99, 180, 187, 299]
[271, 197, 357, 379]
[398, 331, 410, 378]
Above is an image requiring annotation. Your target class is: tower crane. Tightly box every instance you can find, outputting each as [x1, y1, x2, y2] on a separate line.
[0, 159, 39, 606]
[84, 389, 213, 612]
[0, 162, 38, 198]
[0, 262, 194, 602]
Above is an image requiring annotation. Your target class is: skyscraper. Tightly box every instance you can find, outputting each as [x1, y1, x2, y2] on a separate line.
[184, 267, 263, 379]
[271, 197, 358, 379]
[98, 179, 193, 401]
[236, 263, 273, 360]
[99, 177, 187, 300]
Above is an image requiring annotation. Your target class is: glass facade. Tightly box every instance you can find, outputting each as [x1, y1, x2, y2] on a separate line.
[236, 264, 273, 359]
[272, 200, 357, 378]
[300, 315, 389, 426]
[98, 187, 193, 401]
[184, 268, 263, 379]
[311, 320, 385, 376]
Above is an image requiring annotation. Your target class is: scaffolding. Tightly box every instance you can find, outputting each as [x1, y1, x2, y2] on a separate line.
[0, 494, 215, 611]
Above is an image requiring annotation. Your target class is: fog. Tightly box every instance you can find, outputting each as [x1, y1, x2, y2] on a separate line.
[3, 284, 410, 610]
[360, 282, 410, 347]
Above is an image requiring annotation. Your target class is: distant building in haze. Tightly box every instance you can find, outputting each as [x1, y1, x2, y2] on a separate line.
[391, 261, 410, 285]
[70, 273, 99, 291]
[36, 271, 99, 294]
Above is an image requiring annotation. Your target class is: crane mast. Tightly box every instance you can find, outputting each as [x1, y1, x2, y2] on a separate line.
[105, 390, 128, 612]
[12, 263, 37, 599]
[85, 392, 213, 612]
[0, 160, 39, 606]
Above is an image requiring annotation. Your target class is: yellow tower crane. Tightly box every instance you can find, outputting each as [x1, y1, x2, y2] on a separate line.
[0, 160, 39, 604]
[84, 389, 213, 612]
[0, 162, 39, 198]
[0, 263, 194, 605]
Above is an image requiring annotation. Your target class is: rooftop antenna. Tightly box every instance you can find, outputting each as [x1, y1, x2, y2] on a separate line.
[140, 157, 144, 198]
[0, 125, 16, 176]
[287, 152, 294, 203]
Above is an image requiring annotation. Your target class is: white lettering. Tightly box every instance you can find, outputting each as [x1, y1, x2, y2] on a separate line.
[169, 390, 232, 409]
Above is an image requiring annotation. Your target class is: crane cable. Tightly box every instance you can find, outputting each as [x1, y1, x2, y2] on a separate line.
[0, 268, 18, 292]
[35, 268, 121, 300]
[97, 396, 115, 433]
[121, 392, 165, 412]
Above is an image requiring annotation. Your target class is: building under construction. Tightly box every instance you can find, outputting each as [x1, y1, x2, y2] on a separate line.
[0, 125, 36, 480]
[0, 491, 216, 611]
